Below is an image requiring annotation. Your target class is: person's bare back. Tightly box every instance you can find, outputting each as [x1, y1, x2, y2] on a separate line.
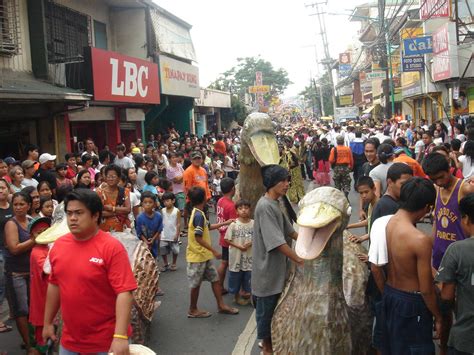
[385, 213, 433, 292]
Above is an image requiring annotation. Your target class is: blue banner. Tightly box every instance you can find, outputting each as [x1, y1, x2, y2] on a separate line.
[339, 64, 352, 78]
[403, 36, 433, 56]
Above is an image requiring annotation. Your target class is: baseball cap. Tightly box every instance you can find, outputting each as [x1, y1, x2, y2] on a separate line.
[39, 153, 57, 165]
[21, 160, 36, 169]
[28, 216, 52, 234]
[190, 151, 202, 160]
[4, 156, 19, 165]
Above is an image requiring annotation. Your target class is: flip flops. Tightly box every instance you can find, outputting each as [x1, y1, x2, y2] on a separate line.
[0, 324, 12, 333]
[169, 264, 177, 271]
[187, 311, 212, 318]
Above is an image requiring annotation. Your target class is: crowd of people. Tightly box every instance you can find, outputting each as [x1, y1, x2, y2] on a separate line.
[0, 115, 473, 354]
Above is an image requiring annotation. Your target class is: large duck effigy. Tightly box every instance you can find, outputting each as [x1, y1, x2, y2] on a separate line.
[271, 187, 353, 354]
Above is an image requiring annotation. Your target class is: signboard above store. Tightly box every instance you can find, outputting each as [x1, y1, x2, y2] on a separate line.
[86, 47, 160, 104]
[432, 22, 459, 81]
[159, 55, 200, 98]
[420, 0, 450, 20]
[366, 71, 386, 80]
[402, 55, 424, 72]
[403, 36, 433, 56]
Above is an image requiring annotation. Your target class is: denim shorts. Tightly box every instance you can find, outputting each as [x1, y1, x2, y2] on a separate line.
[5, 272, 29, 318]
[228, 271, 251, 295]
[254, 293, 281, 340]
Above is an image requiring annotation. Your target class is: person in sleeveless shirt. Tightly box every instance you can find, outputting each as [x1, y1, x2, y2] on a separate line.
[4, 192, 34, 350]
[422, 153, 474, 270]
[0, 178, 13, 333]
[423, 153, 474, 355]
[160, 192, 181, 271]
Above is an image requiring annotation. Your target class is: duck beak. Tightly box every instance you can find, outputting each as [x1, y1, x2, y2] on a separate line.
[295, 202, 342, 260]
[248, 132, 280, 166]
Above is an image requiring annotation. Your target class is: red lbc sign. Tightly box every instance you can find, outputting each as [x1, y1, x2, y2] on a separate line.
[89, 47, 160, 104]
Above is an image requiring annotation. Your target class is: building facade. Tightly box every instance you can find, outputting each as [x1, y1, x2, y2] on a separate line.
[0, 0, 200, 158]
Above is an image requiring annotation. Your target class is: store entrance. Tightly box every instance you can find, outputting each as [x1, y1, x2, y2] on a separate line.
[70, 121, 108, 152]
[0, 120, 38, 159]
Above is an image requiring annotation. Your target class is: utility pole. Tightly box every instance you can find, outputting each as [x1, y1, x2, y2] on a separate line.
[306, 1, 337, 115]
[313, 44, 326, 116]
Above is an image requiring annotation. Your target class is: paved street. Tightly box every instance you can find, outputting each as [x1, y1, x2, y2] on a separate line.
[0, 178, 432, 354]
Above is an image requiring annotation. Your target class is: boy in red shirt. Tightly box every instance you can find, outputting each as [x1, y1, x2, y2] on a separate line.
[43, 189, 137, 354]
[28, 217, 52, 354]
[216, 178, 237, 294]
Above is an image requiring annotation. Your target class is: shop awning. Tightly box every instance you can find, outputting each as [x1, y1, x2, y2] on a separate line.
[0, 70, 91, 102]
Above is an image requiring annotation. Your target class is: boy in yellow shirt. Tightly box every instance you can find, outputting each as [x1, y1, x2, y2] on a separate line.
[186, 186, 238, 318]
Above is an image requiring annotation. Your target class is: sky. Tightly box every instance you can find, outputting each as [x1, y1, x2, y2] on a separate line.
[153, 0, 367, 97]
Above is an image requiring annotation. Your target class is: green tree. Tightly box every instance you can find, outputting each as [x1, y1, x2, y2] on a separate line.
[299, 71, 334, 116]
[209, 56, 292, 99]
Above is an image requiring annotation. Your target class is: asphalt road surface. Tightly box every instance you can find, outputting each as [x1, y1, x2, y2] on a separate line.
[0, 179, 432, 354]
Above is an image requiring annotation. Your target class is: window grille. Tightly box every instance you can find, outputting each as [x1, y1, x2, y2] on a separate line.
[0, 0, 21, 56]
[44, 0, 91, 64]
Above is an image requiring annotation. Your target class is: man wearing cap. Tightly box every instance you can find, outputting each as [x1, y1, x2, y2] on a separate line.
[393, 147, 425, 177]
[34, 153, 57, 193]
[183, 151, 211, 203]
[252, 164, 303, 355]
[329, 135, 353, 197]
[21, 160, 39, 188]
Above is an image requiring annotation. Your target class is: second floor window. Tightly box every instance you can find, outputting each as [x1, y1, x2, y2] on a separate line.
[44, 0, 91, 63]
[0, 0, 21, 56]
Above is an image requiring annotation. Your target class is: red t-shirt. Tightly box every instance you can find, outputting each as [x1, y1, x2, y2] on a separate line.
[65, 166, 76, 180]
[29, 245, 49, 326]
[216, 196, 237, 248]
[49, 230, 137, 353]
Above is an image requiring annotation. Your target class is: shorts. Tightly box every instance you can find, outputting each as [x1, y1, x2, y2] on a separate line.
[253, 293, 281, 340]
[221, 246, 229, 262]
[174, 192, 185, 211]
[159, 240, 180, 256]
[5, 272, 29, 318]
[228, 271, 251, 295]
[381, 284, 435, 355]
[187, 260, 219, 289]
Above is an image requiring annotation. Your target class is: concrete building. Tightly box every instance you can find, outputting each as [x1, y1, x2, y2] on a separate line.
[0, 0, 199, 158]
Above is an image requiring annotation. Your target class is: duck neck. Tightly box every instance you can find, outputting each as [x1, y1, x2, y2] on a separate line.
[303, 229, 344, 294]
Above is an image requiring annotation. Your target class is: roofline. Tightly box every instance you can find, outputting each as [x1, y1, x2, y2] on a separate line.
[140, 0, 193, 29]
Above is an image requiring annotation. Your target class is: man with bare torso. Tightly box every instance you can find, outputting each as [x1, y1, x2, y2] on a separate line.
[369, 177, 443, 354]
